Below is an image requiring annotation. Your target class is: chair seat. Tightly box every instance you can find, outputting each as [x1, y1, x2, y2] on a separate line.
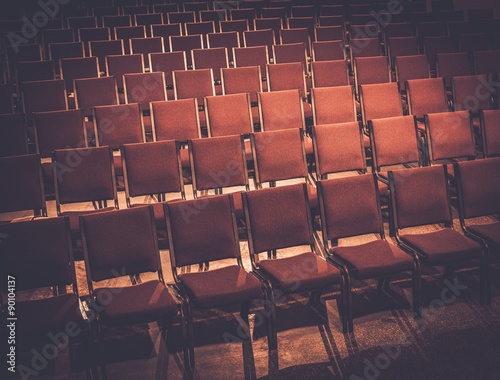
[16, 294, 84, 338]
[259, 252, 341, 293]
[331, 239, 413, 279]
[467, 222, 500, 248]
[95, 280, 177, 326]
[401, 228, 482, 265]
[179, 265, 264, 308]
[61, 208, 116, 239]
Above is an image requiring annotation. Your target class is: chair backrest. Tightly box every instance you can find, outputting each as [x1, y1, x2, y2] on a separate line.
[81, 206, 160, 283]
[312, 122, 366, 178]
[243, 183, 313, 255]
[233, 46, 268, 77]
[416, 21, 446, 38]
[474, 50, 500, 75]
[205, 93, 253, 136]
[52, 146, 117, 207]
[170, 34, 203, 67]
[387, 36, 420, 67]
[258, 89, 305, 132]
[244, 29, 275, 57]
[422, 36, 454, 68]
[207, 31, 240, 62]
[106, 54, 145, 91]
[33, 109, 86, 158]
[354, 56, 391, 94]
[349, 37, 381, 60]
[201, 10, 227, 31]
[369, 115, 421, 172]
[16, 61, 56, 85]
[266, 62, 307, 97]
[151, 23, 182, 51]
[93, 103, 145, 149]
[389, 165, 452, 229]
[49, 41, 85, 61]
[406, 77, 448, 119]
[454, 157, 500, 220]
[60, 56, 100, 93]
[220, 19, 249, 45]
[272, 42, 308, 71]
[436, 52, 471, 87]
[192, 47, 229, 82]
[459, 33, 490, 53]
[480, 109, 500, 158]
[254, 17, 283, 45]
[0, 113, 28, 157]
[311, 86, 356, 125]
[425, 110, 475, 163]
[189, 134, 249, 194]
[172, 68, 215, 104]
[115, 25, 147, 54]
[312, 40, 345, 61]
[89, 39, 124, 72]
[314, 25, 345, 42]
[0, 154, 46, 216]
[124, 72, 167, 110]
[251, 128, 308, 185]
[165, 194, 240, 269]
[135, 13, 164, 35]
[221, 66, 262, 104]
[311, 60, 349, 87]
[130, 37, 164, 69]
[151, 99, 201, 142]
[280, 27, 311, 55]
[74, 76, 119, 118]
[167, 11, 196, 25]
[21, 79, 68, 124]
[185, 21, 215, 46]
[451, 74, 495, 113]
[103, 15, 132, 36]
[360, 82, 403, 126]
[42, 28, 74, 57]
[0, 84, 15, 115]
[121, 140, 184, 200]
[0, 217, 75, 292]
[394, 55, 430, 92]
[78, 27, 111, 45]
[149, 51, 187, 89]
[318, 174, 383, 242]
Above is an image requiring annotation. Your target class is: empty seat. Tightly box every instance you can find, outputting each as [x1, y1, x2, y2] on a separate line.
[311, 60, 349, 87]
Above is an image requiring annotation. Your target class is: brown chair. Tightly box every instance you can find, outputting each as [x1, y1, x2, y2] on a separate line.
[170, 34, 203, 68]
[165, 194, 268, 368]
[21, 79, 68, 126]
[312, 40, 345, 61]
[149, 51, 187, 99]
[89, 39, 124, 73]
[191, 47, 229, 85]
[436, 52, 472, 88]
[243, 183, 346, 347]
[454, 157, 500, 303]
[207, 31, 240, 63]
[0, 154, 46, 220]
[205, 93, 254, 137]
[130, 36, 164, 71]
[311, 60, 349, 87]
[394, 55, 430, 93]
[105, 54, 145, 92]
[451, 74, 496, 115]
[406, 77, 448, 122]
[359, 82, 404, 127]
[80, 206, 184, 366]
[480, 110, 500, 158]
[52, 146, 118, 244]
[60, 56, 100, 93]
[389, 165, 487, 305]
[280, 26, 311, 56]
[317, 174, 420, 332]
[151, 23, 182, 52]
[311, 86, 357, 126]
[353, 56, 391, 97]
[0, 217, 86, 343]
[0, 113, 28, 157]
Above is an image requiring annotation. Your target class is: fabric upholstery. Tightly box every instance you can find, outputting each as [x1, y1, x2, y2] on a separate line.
[468, 222, 500, 249]
[179, 265, 263, 308]
[259, 252, 341, 293]
[95, 280, 177, 326]
[259, 89, 305, 131]
[312, 86, 356, 125]
[360, 82, 404, 123]
[151, 98, 200, 141]
[331, 239, 413, 279]
[206, 93, 253, 136]
[94, 103, 144, 149]
[407, 78, 448, 119]
[401, 228, 482, 265]
[173, 68, 214, 104]
[124, 72, 167, 109]
[481, 109, 500, 157]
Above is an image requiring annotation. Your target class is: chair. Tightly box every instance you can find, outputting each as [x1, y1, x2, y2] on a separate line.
[382, 22, 414, 41]
[230, 8, 256, 29]
[49, 41, 85, 61]
[317, 174, 419, 332]
[314, 25, 345, 42]
[312, 122, 366, 180]
[479, 110, 500, 158]
[149, 51, 187, 98]
[359, 82, 404, 127]
[124, 72, 167, 112]
[201, 9, 227, 32]
[387, 36, 420, 68]
[78, 27, 111, 55]
[318, 15, 345, 26]
[422, 36, 454, 70]
[312, 40, 345, 61]
[349, 37, 382, 61]
[220, 19, 249, 45]
[353, 56, 391, 97]
[311, 60, 349, 87]
[89, 39, 124, 73]
[122, 5, 149, 16]
[0, 84, 15, 115]
[105, 54, 145, 92]
[0, 217, 86, 343]
[0, 113, 28, 157]
[459, 33, 490, 54]
[406, 77, 448, 121]
[21, 79, 68, 125]
[60, 56, 100, 93]
[115, 25, 146, 54]
[436, 52, 471, 88]
[68, 16, 98, 39]
[135, 13, 163, 36]
[5, 43, 42, 80]
[52, 146, 118, 242]
[207, 31, 240, 64]
[261, 7, 287, 23]
[172, 68, 215, 106]
[103, 15, 132, 37]
[424, 110, 476, 166]
[205, 93, 254, 137]
[184, 1, 210, 20]
[291, 5, 315, 17]
[42, 28, 74, 58]
[388, 164, 487, 304]
[151, 23, 182, 52]
[280, 28, 311, 57]
[254, 17, 283, 46]
[121, 140, 185, 245]
[167, 11, 196, 25]
[311, 86, 357, 126]
[233, 46, 268, 80]
[451, 74, 495, 114]
[170, 34, 203, 69]
[243, 29, 275, 59]
[0, 154, 46, 219]
[130, 37, 164, 71]
[415, 21, 446, 38]
[185, 21, 215, 46]
[80, 206, 183, 366]
[16, 61, 56, 86]
[243, 183, 345, 346]
[152, 3, 179, 14]
[165, 194, 268, 368]
[454, 157, 500, 301]
[266, 62, 312, 118]
[474, 50, 500, 75]
[394, 55, 430, 93]
[192, 47, 229, 85]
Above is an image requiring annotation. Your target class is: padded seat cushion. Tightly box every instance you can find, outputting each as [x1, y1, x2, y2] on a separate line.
[331, 239, 413, 279]
[16, 293, 84, 338]
[259, 252, 341, 293]
[179, 265, 264, 308]
[468, 222, 500, 247]
[401, 228, 482, 265]
[95, 280, 177, 326]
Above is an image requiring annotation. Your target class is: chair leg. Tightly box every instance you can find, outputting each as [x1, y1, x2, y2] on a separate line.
[341, 267, 353, 333]
[479, 251, 491, 305]
[182, 303, 195, 372]
[412, 259, 422, 317]
[240, 300, 251, 329]
[265, 286, 277, 350]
